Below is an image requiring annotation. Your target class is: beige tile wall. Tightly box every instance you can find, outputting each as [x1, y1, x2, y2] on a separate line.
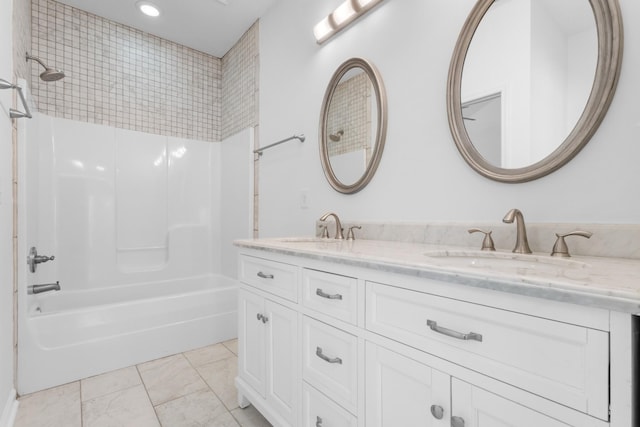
[13, 0, 32, 83]
[221, 21, 259, 140]
[30, 0, 222, 142]
[327, 72, 372, 160]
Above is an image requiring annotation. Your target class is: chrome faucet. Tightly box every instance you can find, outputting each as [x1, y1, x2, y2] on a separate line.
[28, 281, 61, 295]
[319, 212, 344, 239]
[502, 208, 532, 254]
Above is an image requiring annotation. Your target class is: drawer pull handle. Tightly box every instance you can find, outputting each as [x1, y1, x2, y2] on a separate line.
[262, 315, 269, 324]
[316, 416, 323, 427]
[426, 320, 483, 342]
[257, 271, 274, 279]
[256, 313, 263, 321]
[316, 346, 342, 364]
[316, 288, 343, 300]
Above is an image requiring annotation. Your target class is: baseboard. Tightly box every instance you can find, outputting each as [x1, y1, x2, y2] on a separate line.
[0, 389, 18, 427]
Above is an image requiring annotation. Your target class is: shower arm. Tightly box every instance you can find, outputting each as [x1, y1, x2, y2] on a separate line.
[0, 78, 32, 119]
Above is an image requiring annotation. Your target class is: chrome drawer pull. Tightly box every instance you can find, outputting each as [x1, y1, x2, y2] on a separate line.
[257, 271, 274, 279]
[316, 416, 323, 427]
[430, 404, 444, 420]
[256, 313, 263, 321]
[426, 320, 483, 342]
[316, 288, 343, 300]
[315, 346, 342, 364]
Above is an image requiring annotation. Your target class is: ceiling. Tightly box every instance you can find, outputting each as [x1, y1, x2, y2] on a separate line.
[55, 0, 279, 58]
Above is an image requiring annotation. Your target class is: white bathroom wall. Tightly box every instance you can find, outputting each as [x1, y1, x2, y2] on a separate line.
[257, 0, 640, 239]
[0, 0, 16, 422]
[220, 128, 254, 278]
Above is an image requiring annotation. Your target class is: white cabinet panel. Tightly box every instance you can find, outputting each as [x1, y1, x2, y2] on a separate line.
[451, 379, 592, 427]
[302, 382, 357, 427]
[366, 281, 609, 419]
[365, 342, 450, 427]
[302, 269, 358, 324]
[302, 316, 358, 412]
[265, 299, 298, 424]
[238, 288, 266, 397]
[239, 255, 298, 302]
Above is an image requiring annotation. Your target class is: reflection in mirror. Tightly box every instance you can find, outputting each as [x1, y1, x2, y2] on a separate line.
[447, 0, 623, 182]
[320, 58, 387, 194]
[462, 0, 597, 168]
[326, 68, 378, 185]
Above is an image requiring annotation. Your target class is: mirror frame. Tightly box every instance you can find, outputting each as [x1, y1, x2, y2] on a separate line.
[447, 0, 623, 183]
[319, 57, 388, 194]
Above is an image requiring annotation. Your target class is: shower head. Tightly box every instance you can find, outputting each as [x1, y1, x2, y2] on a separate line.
[26, 53, 65, 82]
[329, 130, 344, 142]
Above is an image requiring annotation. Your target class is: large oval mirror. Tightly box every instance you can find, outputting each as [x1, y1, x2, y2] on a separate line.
[320, 58, 388, 194]
[447, 0, 623, 182]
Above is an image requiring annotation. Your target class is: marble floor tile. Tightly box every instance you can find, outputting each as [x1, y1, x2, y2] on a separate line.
[231, 405, 272, 427]
[138, 354, 208, 406]
[155, 389, 239, 427]
[14, 382, 81, 427]
[184, 343, 235, 368]
[223, 339, 238, 355]
[81, 366, 142, 402]
[195, 356, 238, 411]
[82, 384, 159, 427]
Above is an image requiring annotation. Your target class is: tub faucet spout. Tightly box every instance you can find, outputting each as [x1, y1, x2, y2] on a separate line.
[502, 208, 532, 254]
[28, 281, 61, 295]
[319, 212, 344, 239]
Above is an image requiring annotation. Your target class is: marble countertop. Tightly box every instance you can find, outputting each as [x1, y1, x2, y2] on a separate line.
[235, 237, 640, 314]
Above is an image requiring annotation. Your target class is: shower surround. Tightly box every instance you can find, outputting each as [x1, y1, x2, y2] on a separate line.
[16, 114, 253, 394]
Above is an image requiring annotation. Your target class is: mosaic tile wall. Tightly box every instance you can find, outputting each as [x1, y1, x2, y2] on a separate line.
[30, 0, 221, 142]
[13, 0, 32, 83]
[327, 72, 372, 161]
[221, 21, 259, 140]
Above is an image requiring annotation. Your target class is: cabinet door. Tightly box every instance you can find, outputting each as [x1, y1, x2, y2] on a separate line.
[265, 299, 298, 425]
[451, 379, 572, 427]
[238, 288, 266, 397]
[366, 342, 450, 427]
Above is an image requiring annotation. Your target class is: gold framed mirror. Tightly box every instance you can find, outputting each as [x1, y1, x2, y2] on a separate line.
[319, 58, 388, 194]
[447, 0, 623, 183]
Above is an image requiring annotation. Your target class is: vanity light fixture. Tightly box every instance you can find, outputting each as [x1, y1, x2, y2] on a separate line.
[314, 0, 385, 44]
[136, 1, 160, 17]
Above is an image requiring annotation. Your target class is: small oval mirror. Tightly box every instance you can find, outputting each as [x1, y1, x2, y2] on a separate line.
[319, 58, 388, 193]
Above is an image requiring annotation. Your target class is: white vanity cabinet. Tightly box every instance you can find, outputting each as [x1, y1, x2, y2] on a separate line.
[236, 247, 635, 427]
[237, 256, 299, 427]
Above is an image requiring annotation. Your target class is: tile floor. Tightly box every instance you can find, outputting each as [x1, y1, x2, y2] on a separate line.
[14, 339, 272, 427]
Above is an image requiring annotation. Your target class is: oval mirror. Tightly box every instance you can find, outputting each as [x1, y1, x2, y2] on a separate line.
[447, 0, 623, 182]
[320, 58, 388, 193]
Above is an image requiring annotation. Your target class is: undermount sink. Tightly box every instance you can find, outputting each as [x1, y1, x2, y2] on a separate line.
[274, 237, 342, 244]
[424, 250, 589, 272]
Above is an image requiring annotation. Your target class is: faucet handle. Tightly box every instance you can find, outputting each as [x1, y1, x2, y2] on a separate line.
[468, 228, 496, 251]
[551, 231, 592, 257]
[318, 223, 330, 239]
[346, 226, 362, 241]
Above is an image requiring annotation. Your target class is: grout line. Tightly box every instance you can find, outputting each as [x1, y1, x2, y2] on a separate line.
[136, 364, 163, 427]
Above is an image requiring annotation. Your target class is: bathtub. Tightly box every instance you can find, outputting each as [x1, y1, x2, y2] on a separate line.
[18, 274, 238, 394]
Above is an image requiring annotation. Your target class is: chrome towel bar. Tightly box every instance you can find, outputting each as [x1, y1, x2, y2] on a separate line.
[254, 134, 305, 157]
[0, 78, 32, 119]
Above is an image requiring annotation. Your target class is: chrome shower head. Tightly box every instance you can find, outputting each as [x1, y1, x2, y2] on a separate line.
[26, 53, 65, 82]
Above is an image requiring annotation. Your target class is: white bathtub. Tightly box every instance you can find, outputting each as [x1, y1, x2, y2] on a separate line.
[18, 274, 238, 394]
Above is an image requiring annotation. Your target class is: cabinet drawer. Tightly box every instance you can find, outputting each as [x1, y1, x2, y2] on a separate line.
[366, 281, 609, 420]
[239, 255, 298, 302]
[302, 316, 358, 413]
[302, 269, 357, 324]
[302, 382, 357, 427]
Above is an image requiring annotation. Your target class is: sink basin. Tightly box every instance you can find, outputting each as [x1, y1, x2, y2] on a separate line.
[424, 250, 589, 273]
[274, 237, 343, 244]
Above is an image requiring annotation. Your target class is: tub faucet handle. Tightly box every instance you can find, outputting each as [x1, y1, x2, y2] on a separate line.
[468, 228, 495, 251]
[551, 231, 592, 257]
[27, 246, 56, 273]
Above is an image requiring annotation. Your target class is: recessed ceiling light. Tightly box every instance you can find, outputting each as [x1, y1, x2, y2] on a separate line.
[136, 1, 160, 17]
